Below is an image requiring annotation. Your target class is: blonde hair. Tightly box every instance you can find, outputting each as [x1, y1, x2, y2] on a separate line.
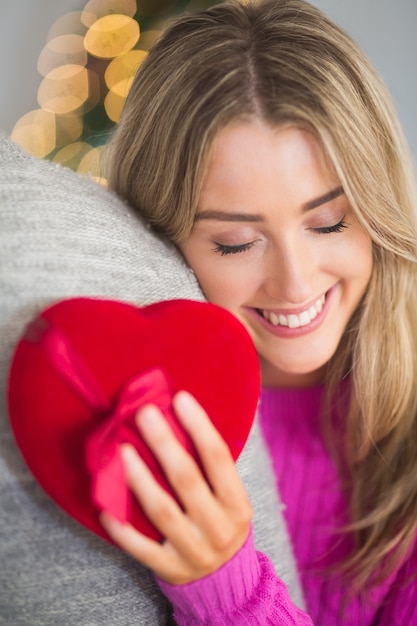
[109, 0, 417, 589]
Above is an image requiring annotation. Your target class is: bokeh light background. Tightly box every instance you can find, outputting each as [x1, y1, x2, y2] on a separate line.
[9, 0, 218, 184]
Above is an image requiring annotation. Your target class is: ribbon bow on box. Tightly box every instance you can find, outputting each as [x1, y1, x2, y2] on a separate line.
[7, 298, 260, 543]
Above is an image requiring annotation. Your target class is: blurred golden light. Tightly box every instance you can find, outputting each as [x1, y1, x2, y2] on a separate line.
[104, 84, 128, 122]
[11, 109, 56, 158]
[54, 114, 84, 148]
[81, 0, 137, 27]
[110, 77, 133, 97]
[104, 49, 147, 89]
[47, 12, 87, 39]
[52, 141, 92, 170]
[84, 15, 140, 59]
[77, 145, 106, 181]
[38, 34, 87, 76]
[11, 0, 215, 168]
[38, 64, 90, 114]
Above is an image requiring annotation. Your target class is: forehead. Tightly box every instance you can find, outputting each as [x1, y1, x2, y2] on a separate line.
[205, 119, 334, 174]
[198, 120, 339, 208]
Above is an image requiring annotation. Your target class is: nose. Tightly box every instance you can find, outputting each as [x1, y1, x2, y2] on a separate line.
[263, 238, 316, 305]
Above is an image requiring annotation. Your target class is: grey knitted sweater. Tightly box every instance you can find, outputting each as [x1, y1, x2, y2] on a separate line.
[0, 136, 303, 625]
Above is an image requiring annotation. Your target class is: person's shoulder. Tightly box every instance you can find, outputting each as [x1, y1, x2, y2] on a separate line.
[0, 134, 201, 625]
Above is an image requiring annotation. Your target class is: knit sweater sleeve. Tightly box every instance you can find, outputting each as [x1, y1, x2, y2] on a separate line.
[156, 526, 313, 625]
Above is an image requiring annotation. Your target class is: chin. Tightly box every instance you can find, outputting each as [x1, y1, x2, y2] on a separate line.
[260, 359, 328, 388]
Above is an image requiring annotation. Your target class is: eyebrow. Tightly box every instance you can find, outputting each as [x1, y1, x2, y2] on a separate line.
[194, 185, 344, 223]
[194, 210, 263, 223]
[303, 186, 344, 211]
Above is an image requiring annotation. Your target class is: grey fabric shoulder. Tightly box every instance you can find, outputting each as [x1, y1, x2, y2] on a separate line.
[0, 137, 303, 624]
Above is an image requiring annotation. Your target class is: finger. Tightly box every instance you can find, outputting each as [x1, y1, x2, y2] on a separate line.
[100, 512, 190, 583]
[121, 444, 212, 561]
[172, 391, 251, 512]
[102, 511, 234, 585]
[101, 511, 161, 562]
[135, 404, 216, 509]
[136, 405, 238, 537]
[120, 444, 190, 541]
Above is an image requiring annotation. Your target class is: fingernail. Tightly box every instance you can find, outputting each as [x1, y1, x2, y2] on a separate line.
[174, 390, 195, 412]
[120, 444, 137, 466]
[100, 511, 125, 530]
[136, 404, 161, 431]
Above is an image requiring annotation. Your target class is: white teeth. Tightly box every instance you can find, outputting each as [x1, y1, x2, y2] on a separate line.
[299, 311, 310, 326]
[261, 294, 326, 328]
[278, 314, 288, 326]
[269, 312, 279, 326]
[288, 314, 300, 329]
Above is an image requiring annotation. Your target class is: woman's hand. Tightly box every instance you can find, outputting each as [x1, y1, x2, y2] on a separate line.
[100, 390, 253, 585]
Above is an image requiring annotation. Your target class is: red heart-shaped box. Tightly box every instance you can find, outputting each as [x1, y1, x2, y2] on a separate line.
[7, 298, 260, 543]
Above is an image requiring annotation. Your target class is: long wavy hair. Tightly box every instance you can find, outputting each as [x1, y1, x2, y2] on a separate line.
[109, 0, 417, 590]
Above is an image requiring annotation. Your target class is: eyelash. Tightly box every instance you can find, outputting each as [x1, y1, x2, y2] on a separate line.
[213, 216, 348, 256]
[313, 215, 348, 235]
[212, 241, 256, 256]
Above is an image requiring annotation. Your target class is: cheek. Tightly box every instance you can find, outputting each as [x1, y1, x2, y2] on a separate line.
[198, 270, 245, 307]
[180, 248, 231, 303]
[184, 251, 256, 308]
[350, 232, 373, 281]
[329, 229, 373, 282]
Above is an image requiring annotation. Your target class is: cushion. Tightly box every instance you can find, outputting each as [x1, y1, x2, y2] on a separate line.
[0, 134, 303, 624]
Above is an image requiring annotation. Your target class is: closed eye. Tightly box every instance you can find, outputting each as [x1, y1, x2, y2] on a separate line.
[212, 241, 256, 256]
[313, 215, 348, 235]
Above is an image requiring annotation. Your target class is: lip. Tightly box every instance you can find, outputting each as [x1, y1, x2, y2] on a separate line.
[246, 283, 338, 339]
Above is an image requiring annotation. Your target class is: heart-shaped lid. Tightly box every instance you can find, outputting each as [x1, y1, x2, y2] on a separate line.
[7, 298, 260, 543]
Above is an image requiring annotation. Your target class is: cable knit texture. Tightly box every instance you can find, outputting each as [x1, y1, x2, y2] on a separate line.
[161, 382, 417, 624]
[159, 528, 312, 625]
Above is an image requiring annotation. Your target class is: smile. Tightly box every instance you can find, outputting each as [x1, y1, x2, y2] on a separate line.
[258, 294, 326, 329]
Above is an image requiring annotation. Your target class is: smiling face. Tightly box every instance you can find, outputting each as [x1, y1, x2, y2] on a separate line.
[180, 120, 373, 387]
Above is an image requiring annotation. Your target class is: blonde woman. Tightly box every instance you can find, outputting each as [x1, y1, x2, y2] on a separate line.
[105, 0, 417, 622]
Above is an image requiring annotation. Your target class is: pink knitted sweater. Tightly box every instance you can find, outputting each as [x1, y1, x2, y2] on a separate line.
[158, 383, 417, 624]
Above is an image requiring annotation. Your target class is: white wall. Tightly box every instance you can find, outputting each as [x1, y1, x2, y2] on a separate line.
[0, 0, 84, 134]
[1, 0, 416, 160]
